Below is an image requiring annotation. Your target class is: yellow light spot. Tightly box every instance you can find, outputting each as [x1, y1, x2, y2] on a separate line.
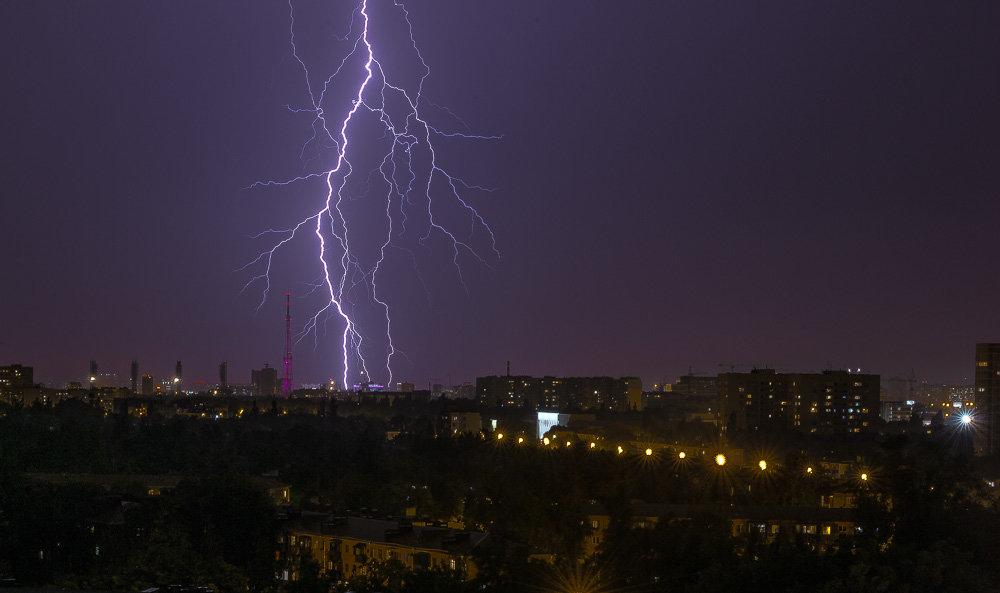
[806, 466, 813, 474]
[543, 437, 550, 445]
[715, 454, 727, 466]
[758, 460, 767, 471]
[497, 433, 504, 440]
[617, 446, 623, 454]
[566, 441, 571, 447]
[860, 472, 868, 481]
[678, 451, 686, 459]
[589, 442, 596, 449]
[645, 448, 653, 456]
[517, 436, 524, 444]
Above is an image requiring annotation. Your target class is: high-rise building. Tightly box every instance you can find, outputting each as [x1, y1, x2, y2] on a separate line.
[174, 360, 183, 393]
[974, 343, 1000, 455]
[672, 375, 718, 399]
[252, 365, 278, 397]
[718, 369, 788, 432]
[130, 360, 139, 393]
[219, 361, 228, 389]
[141, 374, 156, 395]
[0, 364, 33, 389]
[718, 369, 879, 435]
[476, 375, 642, 411]
[283, 292, 293, 396]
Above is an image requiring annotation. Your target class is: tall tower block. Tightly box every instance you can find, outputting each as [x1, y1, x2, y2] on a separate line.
[975, 343, 1000, 455]
[174, 360, 182, 394]
[283, 292, 293, 396]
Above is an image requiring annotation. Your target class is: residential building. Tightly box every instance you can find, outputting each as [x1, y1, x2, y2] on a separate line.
[0, 363, 33, 389]
[975, 343, 1000, 455]
[252, 365, 278, 397]
[718, 369, 879, 434]
[476, 375, 642, 411]
[582, 502, 856, 557]
[279, 514, 487, 582]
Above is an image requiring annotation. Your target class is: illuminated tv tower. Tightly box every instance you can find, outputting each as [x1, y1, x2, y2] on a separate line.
[283, 292, 293, 396]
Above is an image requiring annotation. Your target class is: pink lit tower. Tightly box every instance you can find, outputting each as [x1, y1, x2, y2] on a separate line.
[282, 292, 293, 396]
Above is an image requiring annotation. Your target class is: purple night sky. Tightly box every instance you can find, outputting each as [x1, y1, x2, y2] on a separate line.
[2, 1, 999, 389]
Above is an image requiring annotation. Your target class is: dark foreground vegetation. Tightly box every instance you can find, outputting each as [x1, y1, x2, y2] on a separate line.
[2, 399, 999, 592]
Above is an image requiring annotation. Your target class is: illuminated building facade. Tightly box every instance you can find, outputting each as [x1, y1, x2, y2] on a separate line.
[0, 364, 33, 389]
[881, 400, 915, 423]
[583, 502, 855, 557]
[975, 343, 1000, 455]
[719, 369, 879, 434]
[476, 375, 642, 411]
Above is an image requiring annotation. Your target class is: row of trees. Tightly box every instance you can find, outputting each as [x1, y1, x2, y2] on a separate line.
[2, 400, 999, 591]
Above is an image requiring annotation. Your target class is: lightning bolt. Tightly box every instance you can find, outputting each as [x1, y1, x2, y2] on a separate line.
[243, 0, 500, 390]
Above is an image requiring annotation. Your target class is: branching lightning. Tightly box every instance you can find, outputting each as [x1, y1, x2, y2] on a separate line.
[242, 0, 499, 389]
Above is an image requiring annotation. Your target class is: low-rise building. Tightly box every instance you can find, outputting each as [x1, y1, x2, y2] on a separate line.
[583, 502, 856, 557]
[279, 513, 487, 582]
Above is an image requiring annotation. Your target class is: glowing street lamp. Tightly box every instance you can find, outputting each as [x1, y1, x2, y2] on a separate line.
[758, 459, 767, 471]
[543, 437, 550, 446]
[517, 436, 524, 444]
[678, 451, 686, 459]
[497, 433, 504, 440]
[617, 446, 624, 454]
[860, 472, 868, 482]
[645, 448, 653, 456]
[715, 454, 727, 466]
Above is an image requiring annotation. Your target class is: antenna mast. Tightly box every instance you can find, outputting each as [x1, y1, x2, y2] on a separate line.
[283, 292, 293, 396]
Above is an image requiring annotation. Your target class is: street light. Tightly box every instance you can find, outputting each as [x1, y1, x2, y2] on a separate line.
[678, 451, 686, 459]
[645, 448, 653, 456]
[715, 454, 727, 466]
[758, 460, 767, 471]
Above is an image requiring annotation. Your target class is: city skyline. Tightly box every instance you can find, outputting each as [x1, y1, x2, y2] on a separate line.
[3, 1, 1000, 388]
